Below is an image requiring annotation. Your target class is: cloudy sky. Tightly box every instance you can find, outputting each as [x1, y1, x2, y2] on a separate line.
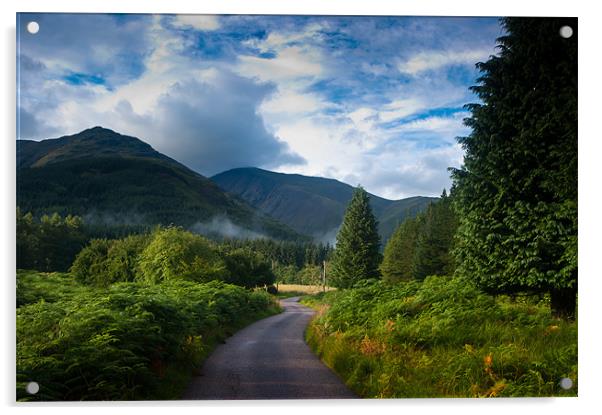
[17, 13, 502, 199]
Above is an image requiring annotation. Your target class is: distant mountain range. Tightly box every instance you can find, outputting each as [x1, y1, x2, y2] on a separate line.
[16, 127, 302, 240]
[17, 126, 437, 243]
[212, 167, 437, 244]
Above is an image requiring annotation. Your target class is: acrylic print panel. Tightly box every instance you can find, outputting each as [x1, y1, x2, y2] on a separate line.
[16, 13, 577, 401]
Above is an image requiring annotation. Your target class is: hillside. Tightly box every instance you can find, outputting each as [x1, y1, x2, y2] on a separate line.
[211, 167, 437, 244]
[17, 127, 302, 240]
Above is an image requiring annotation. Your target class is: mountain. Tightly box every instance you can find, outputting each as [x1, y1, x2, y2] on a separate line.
[17, 127, 303, 240]
[211, 167, 438, 244]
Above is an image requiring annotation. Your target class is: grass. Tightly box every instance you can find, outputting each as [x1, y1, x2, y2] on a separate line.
[302, 276, 577, 398]
[276, 283, 336, 295]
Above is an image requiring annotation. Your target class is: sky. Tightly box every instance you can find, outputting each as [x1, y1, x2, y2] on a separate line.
[16, 13, 503, 200]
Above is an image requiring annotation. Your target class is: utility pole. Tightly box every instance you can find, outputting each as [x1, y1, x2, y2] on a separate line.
[322, 260, 326, 292]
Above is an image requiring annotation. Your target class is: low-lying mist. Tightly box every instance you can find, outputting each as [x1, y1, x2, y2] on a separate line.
[190, 216, 267, 240]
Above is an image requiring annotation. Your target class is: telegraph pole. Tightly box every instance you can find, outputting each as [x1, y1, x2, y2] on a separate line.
[322, 260, 326, 292]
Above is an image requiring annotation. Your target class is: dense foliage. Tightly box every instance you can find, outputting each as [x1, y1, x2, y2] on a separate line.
[70, 227, 278, 289]
[138, 227, 228, 284]
[329, 187, 381, 288]
[303, 277, 577, 398]
[17, 271, 279, 401]
[220, 238, 332, 269]
[450, 18, 578, 316]
[17, 209, 87, 272]
[381, 191, 458, 282]
[70, 234, 150, 287]
[219, 246, 276, 288]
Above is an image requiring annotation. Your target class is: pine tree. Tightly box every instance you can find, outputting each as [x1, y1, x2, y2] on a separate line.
[413, 191, 458, 280]
[380, 215, 422, 283]
[451, 18, 577, 317]
[329, 186, 381, 288]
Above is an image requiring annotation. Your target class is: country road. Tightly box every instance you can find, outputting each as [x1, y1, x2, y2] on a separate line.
[181, 297, 356, 400]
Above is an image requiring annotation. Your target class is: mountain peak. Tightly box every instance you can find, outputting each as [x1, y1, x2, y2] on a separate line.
[81, 125, 116, 134]
[17, 127, 165, 168]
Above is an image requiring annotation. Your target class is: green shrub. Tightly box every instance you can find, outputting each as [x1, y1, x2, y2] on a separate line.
[69, 239, 112, 286]
[17, 270, 84, 306]
[138, 227, 228, 284]
[17, 275, 279, 401]
[221, 247, 275, 288]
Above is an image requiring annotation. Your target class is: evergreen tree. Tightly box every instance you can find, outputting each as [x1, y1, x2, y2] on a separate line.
[451, 18, 577, 317]
[380, 215, 422, 283]
[413, 191, 458, 280]
[329, 186, 381, 288]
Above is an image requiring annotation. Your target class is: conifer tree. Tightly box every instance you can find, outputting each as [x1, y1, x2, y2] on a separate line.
[413, 190, 458, 280]
[380, 215, 422, 283]
[451, 18, 577, 317]
[329, 186, 381, 288]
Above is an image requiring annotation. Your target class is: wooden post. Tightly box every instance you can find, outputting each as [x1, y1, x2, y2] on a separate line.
[322, 260, 326, 292]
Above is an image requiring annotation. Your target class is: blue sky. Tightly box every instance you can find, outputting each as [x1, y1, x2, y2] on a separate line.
[17, 13, 502, 199]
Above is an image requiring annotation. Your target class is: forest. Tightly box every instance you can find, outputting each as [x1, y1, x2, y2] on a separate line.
[16, 17, 577, 400]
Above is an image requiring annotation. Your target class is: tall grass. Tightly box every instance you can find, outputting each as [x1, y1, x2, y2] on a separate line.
[303, 276, 577, 398]
[17, 270, 280, 401]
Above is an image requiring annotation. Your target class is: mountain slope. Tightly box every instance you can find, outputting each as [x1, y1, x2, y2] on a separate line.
[17, 127, 302, 240]
[211, 167, 437, 244]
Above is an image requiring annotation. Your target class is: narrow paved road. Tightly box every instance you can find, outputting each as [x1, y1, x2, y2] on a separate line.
[182, 297, 356, 400]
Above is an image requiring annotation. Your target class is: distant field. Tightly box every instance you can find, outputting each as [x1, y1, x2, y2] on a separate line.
[277, 284, 336, 294]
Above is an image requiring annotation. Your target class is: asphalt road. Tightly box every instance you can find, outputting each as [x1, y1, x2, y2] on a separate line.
[181, 296, 356, 400]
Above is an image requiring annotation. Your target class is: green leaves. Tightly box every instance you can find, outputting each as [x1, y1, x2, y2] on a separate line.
[138, 227, 228, 284]
[16, 276, 278, 401]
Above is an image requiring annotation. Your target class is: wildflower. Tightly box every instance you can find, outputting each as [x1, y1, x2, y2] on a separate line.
[484, 354, 493, 367]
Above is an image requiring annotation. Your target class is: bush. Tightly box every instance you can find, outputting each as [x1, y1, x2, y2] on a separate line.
[221, 247, 275, 288]
[70, 239, 112, 286]
[70, 234, 150, 287]
[138, 227, 228, 284]
[16, 275, 280, 401]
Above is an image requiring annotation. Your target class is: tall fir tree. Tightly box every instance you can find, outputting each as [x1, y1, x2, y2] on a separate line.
[380, 214, 423, 283]
[329, 186, 381, 288]
[413, 190, 458, 280]
[451, 18, 577, 317]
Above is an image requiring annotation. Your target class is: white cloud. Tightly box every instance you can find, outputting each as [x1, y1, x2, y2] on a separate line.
[260, 89, 331, 116]
[379, 98, 425, 122]
[173, 15, 221, 31]
[398, 49, 492, 75]
[238, 46, 323, 82]
[394, 112, 470, 137]
[271, 108, 465, 199]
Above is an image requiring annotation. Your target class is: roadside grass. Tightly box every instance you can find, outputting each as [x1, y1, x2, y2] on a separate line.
[277, 284, 336, 296]
[302, 276, 577, 398]
[16, 270, 281, 401]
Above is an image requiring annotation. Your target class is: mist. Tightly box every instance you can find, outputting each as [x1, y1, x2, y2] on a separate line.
[190, 216, 268, 240]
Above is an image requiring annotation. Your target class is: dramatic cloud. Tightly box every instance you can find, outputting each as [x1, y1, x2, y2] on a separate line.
[17, 14, 502, 198]
[147, 72, 305, 176]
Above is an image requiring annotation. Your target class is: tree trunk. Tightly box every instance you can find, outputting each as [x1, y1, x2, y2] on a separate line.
[550, 286, 577, 319]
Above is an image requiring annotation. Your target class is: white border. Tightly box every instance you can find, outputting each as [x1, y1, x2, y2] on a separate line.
[2, 1, 600, 415]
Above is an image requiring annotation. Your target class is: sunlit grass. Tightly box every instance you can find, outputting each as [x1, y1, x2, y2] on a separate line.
[303, 276, 577, 398]
[276, 283, 336, 295]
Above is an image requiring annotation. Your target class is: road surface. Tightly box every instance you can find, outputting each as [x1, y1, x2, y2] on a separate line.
[181, 297, 356, 400]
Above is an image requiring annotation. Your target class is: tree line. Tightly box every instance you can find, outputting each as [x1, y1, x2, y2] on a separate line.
[327, 17, 577, 318]
[17, 209, 334, 289]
